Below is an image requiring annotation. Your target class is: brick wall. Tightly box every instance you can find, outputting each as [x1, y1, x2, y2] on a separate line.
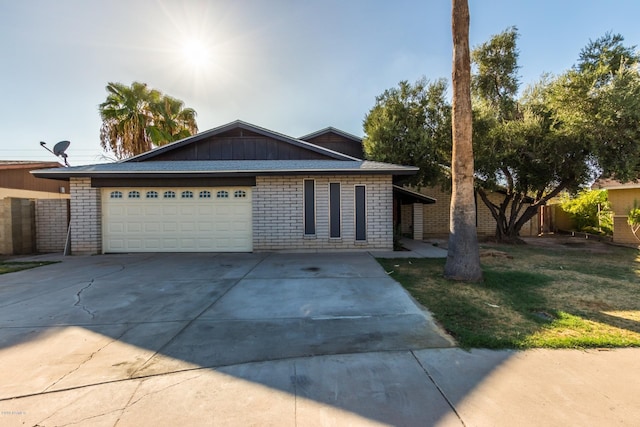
[70, 177, 102, 254]
[253, 175, 393, 251]
[36, 199, 69, 253]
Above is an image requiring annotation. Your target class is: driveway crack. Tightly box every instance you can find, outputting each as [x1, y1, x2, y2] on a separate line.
[74, 279, 95, 318]
[43, 324, 134, 393]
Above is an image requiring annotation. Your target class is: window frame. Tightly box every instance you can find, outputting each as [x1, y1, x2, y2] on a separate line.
[354, 184, 367, 241]
[329, 182, 341, 239]
[303, 179, 316, 236]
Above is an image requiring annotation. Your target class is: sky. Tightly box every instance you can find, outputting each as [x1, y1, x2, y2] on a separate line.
[1, 0, 640, 165]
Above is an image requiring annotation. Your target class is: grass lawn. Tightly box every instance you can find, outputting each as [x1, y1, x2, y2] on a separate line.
[0, 261, 56, 275]
[379, 238, 640, 349]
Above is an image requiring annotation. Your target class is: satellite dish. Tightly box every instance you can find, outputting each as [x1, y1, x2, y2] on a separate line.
[39, 140, 71, 167]
[53, 140, 70, 156]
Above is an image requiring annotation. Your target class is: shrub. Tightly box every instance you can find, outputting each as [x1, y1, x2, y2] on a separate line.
[560, 189, 613, 235]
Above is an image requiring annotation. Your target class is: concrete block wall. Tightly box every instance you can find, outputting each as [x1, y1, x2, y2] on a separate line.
[253, 175, 393, 251]
[70, 177, 102, 254]
[36, 199, 69, 253]
[421, 186, 451, 236]
[0, 198, 35, 254]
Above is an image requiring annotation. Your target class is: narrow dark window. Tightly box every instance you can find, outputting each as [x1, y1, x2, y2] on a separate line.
[330, 183, 341, 238]
[304, 179, 315, 235]
[355, 185, 366, 241]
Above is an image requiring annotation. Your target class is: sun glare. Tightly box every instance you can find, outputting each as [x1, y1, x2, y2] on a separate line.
[181, 38, 211, 68]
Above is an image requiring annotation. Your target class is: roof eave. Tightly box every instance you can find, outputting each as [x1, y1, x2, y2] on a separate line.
[32, 167, 418, 180]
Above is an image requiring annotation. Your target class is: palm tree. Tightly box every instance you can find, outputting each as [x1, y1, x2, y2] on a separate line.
[444, 0, 483, 281]
[99, 82, 198, 160]
[146, 95, 198, 146]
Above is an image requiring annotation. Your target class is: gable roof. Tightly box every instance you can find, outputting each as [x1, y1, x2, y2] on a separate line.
[126, 120, 360, 163]
[299, 127, 362, 144]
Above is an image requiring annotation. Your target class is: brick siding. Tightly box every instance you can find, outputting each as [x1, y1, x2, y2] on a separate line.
[70, 177, 102, 254]
[253, 175, 393, 251]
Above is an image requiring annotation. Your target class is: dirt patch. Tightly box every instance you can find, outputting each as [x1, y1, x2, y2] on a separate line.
[519, 234, 616, 254]
[480, 249, 513, 259]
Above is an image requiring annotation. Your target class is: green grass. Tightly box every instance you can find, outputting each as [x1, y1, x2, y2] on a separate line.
[0, 261, 56, 275]
[379, 241, 640, 349]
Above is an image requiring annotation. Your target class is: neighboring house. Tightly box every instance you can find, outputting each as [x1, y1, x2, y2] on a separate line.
[0, 161, 69, 254]
[0, 161, 69, 199]
[593, 179, 640, 245]
[33, 120, 418, 254]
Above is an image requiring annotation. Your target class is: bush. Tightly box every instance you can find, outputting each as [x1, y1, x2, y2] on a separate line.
[560, 189, 613, 235]
[628, 205, 640, 241]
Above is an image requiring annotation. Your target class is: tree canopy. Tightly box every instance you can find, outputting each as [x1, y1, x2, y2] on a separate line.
[363, 29, 640, 242]
[99, 82, 198, 159]
[473, 30, 640, 241]
[362, 78, 451, 187]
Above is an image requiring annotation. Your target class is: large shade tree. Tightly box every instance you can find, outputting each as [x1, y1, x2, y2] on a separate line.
[363, 78, 451, 187]
[473, 31, 640, 241]
[362, 29, 640, 244]
[99, 82, 198, 159]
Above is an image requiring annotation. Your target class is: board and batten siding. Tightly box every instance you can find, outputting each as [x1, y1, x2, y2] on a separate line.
[253, 175, 393, 251]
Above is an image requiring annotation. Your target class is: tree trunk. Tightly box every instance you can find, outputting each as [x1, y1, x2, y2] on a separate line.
[477, 181, 571, 243]
[444, 0, 483, 282]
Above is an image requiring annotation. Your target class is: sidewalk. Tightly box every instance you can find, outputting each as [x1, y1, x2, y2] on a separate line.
[1, 347, 638, 426]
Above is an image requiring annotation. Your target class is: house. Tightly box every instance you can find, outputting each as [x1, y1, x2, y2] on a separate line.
[593, 179, 640, 245]
[33, 120, 418, 254]
[0, 161, 69, 254]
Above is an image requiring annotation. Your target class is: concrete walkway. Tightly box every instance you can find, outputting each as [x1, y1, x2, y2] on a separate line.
[1, 252, 639, 426]
[372, 238, 448, 258]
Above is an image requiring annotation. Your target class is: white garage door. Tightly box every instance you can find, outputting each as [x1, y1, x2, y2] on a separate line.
[102, 187, 252, 253]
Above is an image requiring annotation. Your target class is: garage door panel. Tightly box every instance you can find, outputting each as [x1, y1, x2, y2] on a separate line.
[103, 187, 252, 253]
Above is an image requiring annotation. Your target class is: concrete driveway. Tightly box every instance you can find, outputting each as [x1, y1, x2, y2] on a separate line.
[0, 252, 454, 425]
